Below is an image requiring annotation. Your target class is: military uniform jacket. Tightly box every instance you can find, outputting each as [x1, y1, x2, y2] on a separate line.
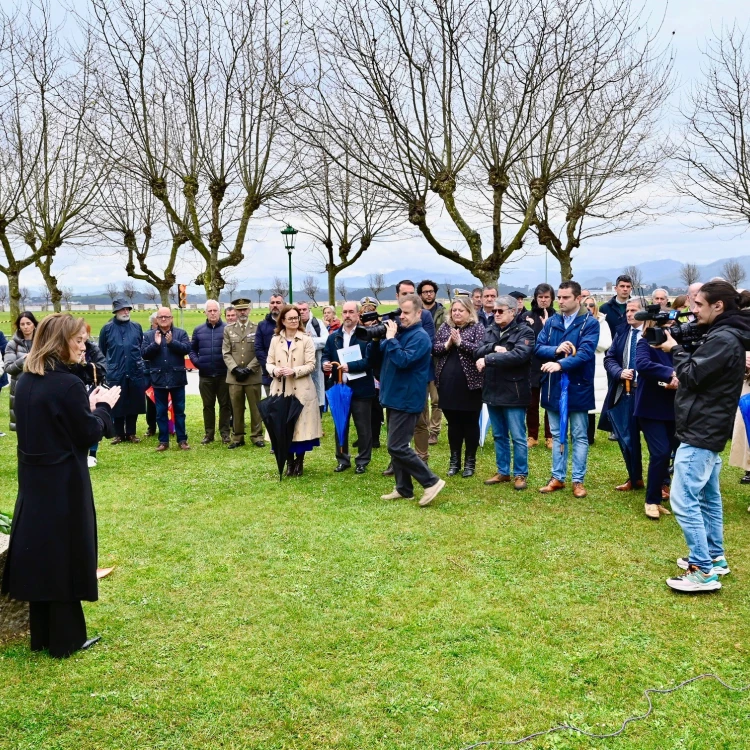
[223, 320, 262, 385]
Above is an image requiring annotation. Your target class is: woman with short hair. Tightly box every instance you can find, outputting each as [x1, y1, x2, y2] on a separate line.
[1, 314, 120, 658]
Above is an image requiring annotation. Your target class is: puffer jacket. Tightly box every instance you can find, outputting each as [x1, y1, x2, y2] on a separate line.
[4, 332, 34, 431]
[475, 319, 535, 407]
[673, 310, 750, 453]
[141, 326, 192, 389]
[189, 320, 227, 377]
[433, 321, 484, 390]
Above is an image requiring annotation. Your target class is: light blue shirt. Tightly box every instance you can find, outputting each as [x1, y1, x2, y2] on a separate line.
[562, 312, 577, 329]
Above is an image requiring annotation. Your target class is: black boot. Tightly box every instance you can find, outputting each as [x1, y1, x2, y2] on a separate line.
[285, 454, 296, 477]
[462, 452, 476, 478]
[447, 451, 461, 477]
[741, 471, 750, 485]
[295, 453, 305, 477]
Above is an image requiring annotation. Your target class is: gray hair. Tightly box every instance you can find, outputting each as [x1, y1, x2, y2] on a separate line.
[495, 295, 517, 311]
[626, 298, 644, 310]
[400, 293, 423, 311]
[652, 288, 667, 296]
[149, 312, 158, 324]
[205, 298, 220, 310]
[323, 305, 336, 314]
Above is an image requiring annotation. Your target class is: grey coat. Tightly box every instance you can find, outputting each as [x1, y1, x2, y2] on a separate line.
[4, 333, 34, 431]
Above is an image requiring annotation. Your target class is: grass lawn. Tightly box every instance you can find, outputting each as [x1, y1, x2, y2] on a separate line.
[1, 392, 750, 749]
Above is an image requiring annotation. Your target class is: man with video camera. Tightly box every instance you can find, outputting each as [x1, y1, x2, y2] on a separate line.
[654, 280, 750, 593]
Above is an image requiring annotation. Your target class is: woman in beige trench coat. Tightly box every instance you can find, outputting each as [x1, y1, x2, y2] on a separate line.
[266, 304, 323, 476]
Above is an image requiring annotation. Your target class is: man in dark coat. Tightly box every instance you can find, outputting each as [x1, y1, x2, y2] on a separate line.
[98, 298, 147, 443]
[322, 300, 376, 474]
[190, 299, 231, 444]
[255, 293, 285, 393]
[2, 351, 118, 658]
[141, 307, 192, 450]
[599, 274, 633, 337]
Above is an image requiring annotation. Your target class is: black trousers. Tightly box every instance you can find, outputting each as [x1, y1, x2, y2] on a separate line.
[146, 397, 156, 431]
[443, 408, 481, 456]
[114, 413, 138, 438]
[335, 397, 373, 468]
[29, 601, 87, 658]
[199, 375, 231, 440]
[386, 408, 439, 498]
[639, 417, 678, 505]
[371, 399, 383, 446]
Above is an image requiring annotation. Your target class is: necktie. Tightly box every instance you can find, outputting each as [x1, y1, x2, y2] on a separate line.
[627, 329, 638, 375]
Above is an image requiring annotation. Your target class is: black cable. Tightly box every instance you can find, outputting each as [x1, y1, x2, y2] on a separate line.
[460, 673, 750, 748]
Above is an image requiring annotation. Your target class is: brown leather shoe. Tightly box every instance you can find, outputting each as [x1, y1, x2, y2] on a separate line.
[539, 478, 565, 493]
[156, 442, 168, 452]
[484, 473, 511, 485]
[661, 485, 670, 500]
[124, 435, 141, 444]
[178, 441, 190, 450]
[201, 436, 214, 445]
[144, 428, 156, 438]
[527, 438, 538, 448]
[635, 480, 645, 489]
[572, 482, 587, 498]
[514, 476, 527, 490]
[111, 436, 123, 445]
[382, 463, 395, 477]
[615, 480, 633, 491]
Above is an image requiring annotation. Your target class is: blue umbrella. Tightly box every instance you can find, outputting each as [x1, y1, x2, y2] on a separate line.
[739, 393, 750, 446]
[326, 362, 353, 446]
[558, 346, 576, 455]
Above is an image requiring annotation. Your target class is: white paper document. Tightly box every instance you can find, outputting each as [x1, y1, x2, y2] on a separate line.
[338, 345, 366, 380]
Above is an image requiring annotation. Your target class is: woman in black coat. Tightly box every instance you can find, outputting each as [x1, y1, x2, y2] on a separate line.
[519, 284, 554, 447]
[1, 314, 121, 658]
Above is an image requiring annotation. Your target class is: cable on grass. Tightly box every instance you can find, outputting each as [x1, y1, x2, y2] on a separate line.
[460, 673, 750, 748]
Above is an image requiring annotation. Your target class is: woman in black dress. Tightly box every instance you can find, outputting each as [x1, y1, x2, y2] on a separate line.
[1, 314, 120, 658]
[433, 297, 485, 477]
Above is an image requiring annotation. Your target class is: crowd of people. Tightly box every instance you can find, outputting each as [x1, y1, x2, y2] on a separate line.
[3, 272, 750, 657]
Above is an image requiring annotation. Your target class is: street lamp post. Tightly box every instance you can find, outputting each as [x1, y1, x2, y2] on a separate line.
[280, 224, 298, 303]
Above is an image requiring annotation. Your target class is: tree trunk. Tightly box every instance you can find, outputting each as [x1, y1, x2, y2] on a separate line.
[7, 270, 21, 322]
[559, 254, 573, 283]
[327, 267, 336, 306]
[159, 286, 171, 307]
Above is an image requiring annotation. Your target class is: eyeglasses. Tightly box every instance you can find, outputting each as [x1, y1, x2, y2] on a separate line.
[493, 309, 510, 314]
[157, 315, 173, 319]
[285, 316, 300, 322]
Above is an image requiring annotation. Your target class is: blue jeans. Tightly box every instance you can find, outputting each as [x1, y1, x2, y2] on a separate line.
[154, 386, 187, 444]
[670, 443, 724, 573]
[487, 406, 528, 477]
[547, 410, 589, 484]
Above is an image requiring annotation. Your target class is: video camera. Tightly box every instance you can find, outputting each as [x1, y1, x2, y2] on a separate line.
[635, 305, 705, 351]
[356, 309, 402, 341]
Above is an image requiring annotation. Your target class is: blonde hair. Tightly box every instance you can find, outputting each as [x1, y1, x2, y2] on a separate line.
[582, 296, 599, 315]
[448, 297, 478, 327]
[24, 314, 86, 375]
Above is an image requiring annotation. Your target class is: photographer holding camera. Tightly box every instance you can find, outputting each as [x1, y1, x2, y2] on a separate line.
[654, 280, 750, 593]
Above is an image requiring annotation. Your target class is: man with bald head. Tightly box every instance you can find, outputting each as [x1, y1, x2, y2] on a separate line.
[190, 300, 231, 444]
[142, 306, 192, 450]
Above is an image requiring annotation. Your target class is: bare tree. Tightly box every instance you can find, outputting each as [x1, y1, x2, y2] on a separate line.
[38, 284, 52, 311]
[122, 279, 137, 303]
[168, 287, 177, 306]
[142, 285, 159, 306]
[443, 279, 453, 302]
[18, 286, 29, 308]
[296, 0, 671, 286]
[367, 272, 386, 301]
[722, 260, 747, 289]
[270, 275, 288, 298]
[255, 287, 264, 307]
[676, 26, 750, 228]
[302, 275, 320, 306]
[89, 0, 303, 301]
[60, 286, 73, 311]
[679, 263, 701, 287]
[336, 279, 348, 302]
[224, 277, 240, 303]
[622, 265, 644, 292]
[0, 284, 7, 312]
[104, 283, 119, 302]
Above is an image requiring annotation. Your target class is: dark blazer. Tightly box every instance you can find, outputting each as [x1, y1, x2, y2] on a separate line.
[535, 311, 599, 413]
[599, 296, 628, 337]
[603, 325, 642, 412]
[189, 320, 227, 377]
[255, 313, 278, 387]
[2, 363, 114, 602]
[475, 320, 535, 407]
[433, 321, 485, 390]
[634, 337, 676, 422]
[322, 327, 376, 399]
[141, 326, 192, 389]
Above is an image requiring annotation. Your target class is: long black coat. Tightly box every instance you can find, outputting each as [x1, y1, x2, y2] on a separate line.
[517, 306, 552, 388]
[98, 318, 146, 417]
[1, 363, 114, 602]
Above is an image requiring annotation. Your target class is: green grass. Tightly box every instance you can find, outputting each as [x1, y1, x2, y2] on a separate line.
[1, 392, 750, 749]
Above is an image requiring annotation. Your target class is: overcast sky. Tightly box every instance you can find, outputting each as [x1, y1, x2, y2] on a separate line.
[23, 0, 750, 293]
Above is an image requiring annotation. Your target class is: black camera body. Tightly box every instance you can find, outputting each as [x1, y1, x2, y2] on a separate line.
[636, 305, 705, 351]
[356, 309, 402, 341]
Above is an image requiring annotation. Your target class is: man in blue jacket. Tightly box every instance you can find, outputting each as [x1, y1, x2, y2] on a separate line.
[535, 281, 600, 498]
[322, 300, 375, 474]
[142, 307, 192, 451]
[255, 293, 285, 394]
[190, 299, 230, 444]
[378, 295, 445, 506]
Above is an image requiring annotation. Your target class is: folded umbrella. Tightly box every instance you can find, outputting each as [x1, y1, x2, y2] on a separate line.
[558, 345, 577, 455]
[478, 404, 490, 448]
[258, 380, 305, 479]
[326, 362, 353, 446]
[739, 392, 750, 447]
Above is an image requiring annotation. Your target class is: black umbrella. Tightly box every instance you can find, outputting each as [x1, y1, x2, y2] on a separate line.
[258, 381, 305, 479]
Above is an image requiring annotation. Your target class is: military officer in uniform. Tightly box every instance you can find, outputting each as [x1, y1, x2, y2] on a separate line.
[223, 298, 265, 449]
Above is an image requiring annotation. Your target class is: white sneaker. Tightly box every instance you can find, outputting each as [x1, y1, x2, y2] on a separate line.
[667, 567, 721, 593]
[0, 431, 6, 437]
[87, 455, 98, 468]
[419, 478, 446, 507]
[677, 555, 730, 576]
